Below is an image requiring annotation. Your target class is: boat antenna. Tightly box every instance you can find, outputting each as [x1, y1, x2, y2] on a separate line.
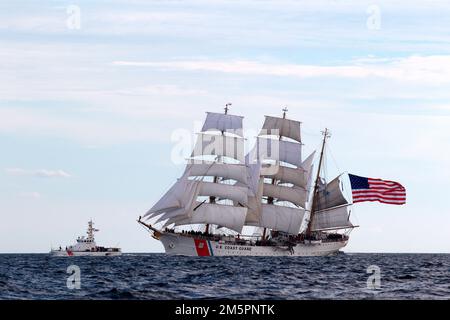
[282, 106, 288, 119]
[225, 103, 232, 114]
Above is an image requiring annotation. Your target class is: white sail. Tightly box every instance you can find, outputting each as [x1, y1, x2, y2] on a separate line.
[263, 183, 307, 207]
[198, 181, 248, 205]
[249, 137, 302, 167]
[260, 115, 301, 143]
[245, 179, 264, 225]
[246, 161, 262, 196]
[314, 176, 349, 211]
[174, 203, 247, 233]
[218, 160, 262, 223]
[259, 204, 305, 234]
[191, 133, 245, 162]
[311, 205, 353, 231]
[161, 214, 189, 229]
[145, 180, 183, 216]
[202, 112, 244, 137]
[154, 207, 186, 224]
[302, 151, 315, 179]
[186, 162, 248, 185]
[144, 177, 199, 218]
[261, 152, 315, 189]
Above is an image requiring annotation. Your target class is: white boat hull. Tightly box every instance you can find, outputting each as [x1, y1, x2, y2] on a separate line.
[50, 250, 122, 257]
[158, 233, 347, 257]
[50, 220, 122, 257]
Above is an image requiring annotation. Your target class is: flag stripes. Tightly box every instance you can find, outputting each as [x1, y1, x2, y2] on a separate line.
[349, 174, 406, 205]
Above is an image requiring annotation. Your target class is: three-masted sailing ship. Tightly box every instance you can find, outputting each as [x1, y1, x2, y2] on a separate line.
[139, 106, 356, 256]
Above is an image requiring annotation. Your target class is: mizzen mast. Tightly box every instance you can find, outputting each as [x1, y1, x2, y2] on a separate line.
[306, 128, 330, 236]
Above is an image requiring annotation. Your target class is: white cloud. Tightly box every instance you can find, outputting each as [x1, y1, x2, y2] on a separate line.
[113, 55, 450, 85]
[0, 107, 170, 144]
[116, 85, 207, 96]
[5, 168, 72, 178]
[36, 169, 72, 178]
[429, 104, 450, 111]
[18, 192, 41, 199]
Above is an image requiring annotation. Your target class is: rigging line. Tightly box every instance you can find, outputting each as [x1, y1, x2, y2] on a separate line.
[322, 146, 352, 205]
[326, 143, 342, 175]
[301, 127, 322, 137]
[202, 155, 219, 182]
[302, 143, 316, 154]
[321, 146, 328, 182]
[138, 222, 153, 235]
[341, 170, 354, 205]
[193, 200, 207, 211]
[311, 140, 324, 184]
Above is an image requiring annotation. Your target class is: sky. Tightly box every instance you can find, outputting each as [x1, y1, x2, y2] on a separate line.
[1, 0, 449, 253]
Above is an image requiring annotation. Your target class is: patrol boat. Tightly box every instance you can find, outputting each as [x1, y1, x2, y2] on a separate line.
[50, 220, 121, 256]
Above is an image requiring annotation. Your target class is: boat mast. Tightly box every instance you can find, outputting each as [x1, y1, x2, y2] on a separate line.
[306, 128, 330, 236]
[87, 220, 99, 242]
[282, 106, 288, 119]
[225, 103, 231, 115]
[263, 107, 289, 240]
[206, 103, 232, 234]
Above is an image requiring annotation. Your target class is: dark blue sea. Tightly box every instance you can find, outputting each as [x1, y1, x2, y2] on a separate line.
[0, 253, 448, 300]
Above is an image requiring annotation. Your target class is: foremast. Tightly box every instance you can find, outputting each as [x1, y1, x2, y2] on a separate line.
[143, 104, 249, 234]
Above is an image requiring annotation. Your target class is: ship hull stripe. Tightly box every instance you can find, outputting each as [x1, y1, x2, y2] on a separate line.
[194, 239, 211, 256]
[207, 240, 214, 256]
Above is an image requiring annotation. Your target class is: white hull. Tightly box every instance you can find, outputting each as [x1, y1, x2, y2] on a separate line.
[50, 250, 122, 257]
[50, 220, 122, 257]
[158, 233, 347, 257]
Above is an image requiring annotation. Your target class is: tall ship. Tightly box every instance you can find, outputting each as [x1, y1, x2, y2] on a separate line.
[139, 106, 403, 256]
[50, 220, 122, 257]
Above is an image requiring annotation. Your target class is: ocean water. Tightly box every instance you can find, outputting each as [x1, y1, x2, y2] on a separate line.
[0, 253, 448, 300]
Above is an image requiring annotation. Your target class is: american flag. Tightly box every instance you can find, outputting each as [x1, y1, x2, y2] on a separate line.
[349, 174, 406, 205]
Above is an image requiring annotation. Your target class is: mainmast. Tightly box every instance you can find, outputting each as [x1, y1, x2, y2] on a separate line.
[306, 128, 330, 236]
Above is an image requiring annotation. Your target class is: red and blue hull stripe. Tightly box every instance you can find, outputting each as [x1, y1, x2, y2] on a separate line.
[194, 239, 214, 256]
